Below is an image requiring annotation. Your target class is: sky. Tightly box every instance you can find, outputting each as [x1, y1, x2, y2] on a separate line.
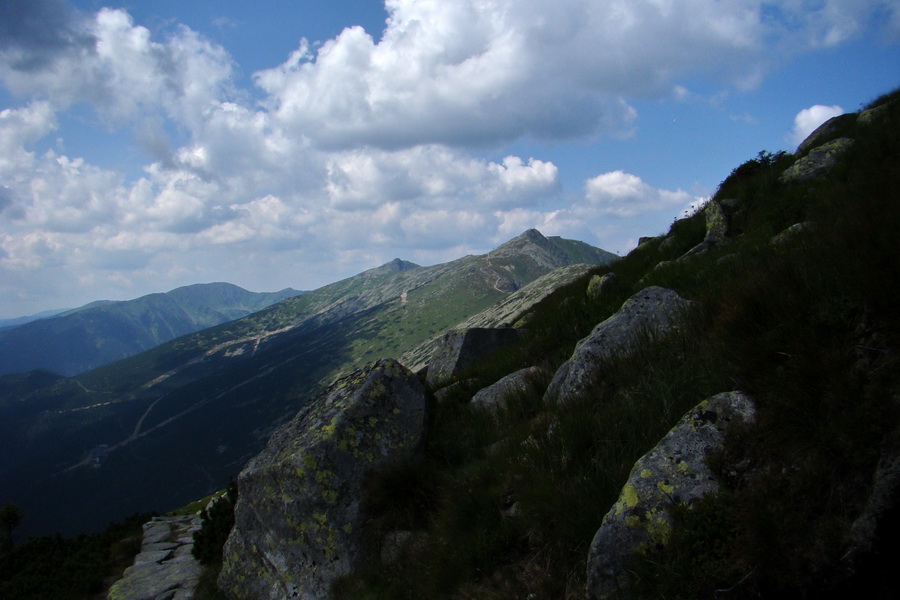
[0, 0, 898, 318]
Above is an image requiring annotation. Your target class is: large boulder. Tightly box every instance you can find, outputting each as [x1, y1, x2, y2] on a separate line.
[471, 366, 544, 414]
[218, 359, 428, 600]
[781, 137, 855, 183]
[544, 287, 694, 405]
[586, 391, 756, 599]
[796, 113, 856, 155]
[426, 327, 527, 388]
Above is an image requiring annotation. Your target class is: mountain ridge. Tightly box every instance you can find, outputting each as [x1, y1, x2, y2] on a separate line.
[0, 229, 616, 538]
[0, 282, 304, 378]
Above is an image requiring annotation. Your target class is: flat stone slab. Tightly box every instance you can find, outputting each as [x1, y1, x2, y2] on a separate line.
[108, 514, 203, 600]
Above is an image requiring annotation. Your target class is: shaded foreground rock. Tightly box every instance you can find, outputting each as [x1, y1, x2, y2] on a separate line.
[107, 515, 202, 600]
[586, 391, 756, 599]
[426, 327, 527, 388]
[545, 287, 694, 405]
[471, 366, 544, 414]
[218, 358, 427, 600]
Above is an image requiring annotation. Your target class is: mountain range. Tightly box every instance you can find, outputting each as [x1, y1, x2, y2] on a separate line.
[0, 283, 303, 377]
[0, 230, 616, 538]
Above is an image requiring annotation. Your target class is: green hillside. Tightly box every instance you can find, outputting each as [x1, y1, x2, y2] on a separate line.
[0, 283, 303, 377]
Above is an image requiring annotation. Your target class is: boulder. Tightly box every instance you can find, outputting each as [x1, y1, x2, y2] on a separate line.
[586, 391, 756, 600]
[771, 221, 814, 246]
[796, 113, 856, 155]
[544, 287, 694, 405]
[218, 359, 427, 600]
[471, 366, 544, 414]
[678, 200, 729, 259]
[107, 515, 203, 600]
[587, 273, 617, 299]
[781, 137, 855, 183]
[426, 328, 526, 388]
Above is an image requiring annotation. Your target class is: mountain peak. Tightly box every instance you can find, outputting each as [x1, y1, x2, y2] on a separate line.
[370, 258, 421, 275]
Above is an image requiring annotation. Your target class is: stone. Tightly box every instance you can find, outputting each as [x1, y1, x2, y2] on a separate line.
[544, 287, 694, 405]
[380, 530, 414, 564]
[218, 358, 428, 600]
[781, 137, 855, 183]
[796, 113, 856, 155]
[677, 200, 729, 260]
[857, 102, 892, 125]
[703, 200, 728, 246]
[107, 514, 202, 600]
[471, 366, 544, 414]
[586, 391, 756, 600]
[771, 221, 814, 246]
[426, 327, 527, 388]
[587, 273, 617, 299]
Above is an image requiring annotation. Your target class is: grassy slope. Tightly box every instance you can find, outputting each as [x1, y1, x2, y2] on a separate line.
[333, 89, 900, 599]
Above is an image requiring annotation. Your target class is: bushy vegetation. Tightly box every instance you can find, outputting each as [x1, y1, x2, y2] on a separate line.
[0, 512, 150, 600]
[334, 89, 900, 599]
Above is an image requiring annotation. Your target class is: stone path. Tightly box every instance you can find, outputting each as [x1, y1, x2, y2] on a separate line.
[107, 514, 203, 600]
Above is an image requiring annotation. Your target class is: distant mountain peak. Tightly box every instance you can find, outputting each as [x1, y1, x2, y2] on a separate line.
[370, 258, 421, 275]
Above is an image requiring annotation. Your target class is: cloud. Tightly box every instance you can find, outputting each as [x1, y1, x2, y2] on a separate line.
[0, 0, 95, 71]
[583, 170, 699, 218]
[789, 104, 845, 147]
[1, 0, 897, 315]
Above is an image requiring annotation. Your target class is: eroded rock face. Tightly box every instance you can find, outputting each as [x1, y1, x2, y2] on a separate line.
[586, 391, 756, 600]
[426, 328, 526, 388]
[544, 287, 694, 405]
[218, 358, 428, 600]
[107, 515, 202, 600]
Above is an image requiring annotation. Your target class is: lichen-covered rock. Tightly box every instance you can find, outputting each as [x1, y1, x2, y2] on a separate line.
[544, 287, 694, 405]
[587, 273, 617, 299]
[781, 137, 855, 183]
[585, 391, 756, 600]
[857, 102, 892, 125]
[796, 113, 856, 154]
[678, 200, 730, 259]
[218, 358, 427, 600]
[471, 366, 544, 414]
[771, 221, 814, 246]
[107, 515, 202, 600]
[426, 328, 526, 388]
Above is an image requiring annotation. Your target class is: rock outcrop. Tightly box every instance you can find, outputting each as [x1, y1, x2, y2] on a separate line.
[544, 287, 694, 405]
[107, 515, 203, 600]
[586, 391, 756, 599]
[218, 359, 428, 600]
[426, 327, 527, 388]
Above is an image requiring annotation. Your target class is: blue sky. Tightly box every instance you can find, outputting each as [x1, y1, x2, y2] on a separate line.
[1, 0, 898, 318]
